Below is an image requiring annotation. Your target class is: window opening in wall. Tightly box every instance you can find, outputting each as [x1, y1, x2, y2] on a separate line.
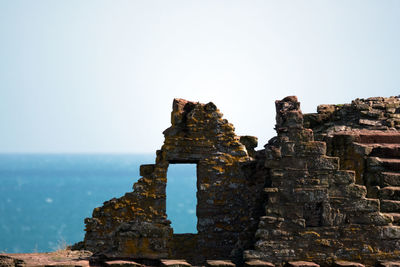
[166, 163, 197, 233]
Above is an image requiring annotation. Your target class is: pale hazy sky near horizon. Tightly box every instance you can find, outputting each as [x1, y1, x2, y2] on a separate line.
[0, 0, 399, 153]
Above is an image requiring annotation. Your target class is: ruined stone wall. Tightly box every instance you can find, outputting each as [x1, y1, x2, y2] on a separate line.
[304, 96, 400, 231]
[83, 95, 400, 267]
[304, 96, 400, 140]
[84, 156, 172, 259]
[244, 96, 400, 266]
[83, 99, 266, 264]
[303, 96, 400, 188]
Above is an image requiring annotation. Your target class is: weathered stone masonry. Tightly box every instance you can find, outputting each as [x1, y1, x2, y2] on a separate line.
[84, 99, 265, 264]
[83, 95, 400, 266]
[244, 96, 400, 266]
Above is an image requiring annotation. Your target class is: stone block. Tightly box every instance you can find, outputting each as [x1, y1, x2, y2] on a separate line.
[333, 261, 365, 267]
[281, 142, 296, 156]
[379, 186, 400, 200]
[381, 172, 400, 186]
[286, 261, 319, 267]
[372, 102, 386, 109]
[381, 200, 400, 212]
[346, 198, 380, 212]
[329, 184, 367, 198]
[353, 198, 380, 212]
[287, 128, 314, 142]
[44, 265, 80, 267]
[161, 259, 191, 267]
[349, 212, 392, 225]
[280, 110, 304, 128]
[377, 261, 400, 267]
[258, 216, 284, 229]
[359, 119, 382, 126]
[295, 141, 327, 156]
[244, 260, 274, 267]
[206, 260, 235, 267]
[240, 136, 258, 150]
[388, 213, 400, 224]
[361, 132, 400, 144]
[347, 184, 368, 198]
[317, 104, 335, 114]
[140, 164, 155, 176]
[380, 226, 400, 239]
[367, 185, 380, 199]
[279, 157, 308, 170]
[105, 260, 142, 266]
[330, 170, 356, 185]
[293, 187, 328, 202]
[307, 156, 339, 171]
[353, 102, 371, 111]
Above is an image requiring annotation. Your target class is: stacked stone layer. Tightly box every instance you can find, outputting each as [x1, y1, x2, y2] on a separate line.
[304, 96, 400, 139]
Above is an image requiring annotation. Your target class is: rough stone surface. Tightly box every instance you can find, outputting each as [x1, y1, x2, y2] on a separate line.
[0, 255, 22, 267]
[105, 260, 142, 266]
[304, 96, 400, 138]
[79, 95, 400, 266]
[83, 99, 265, 264]
[286, 261, 320, 267]
[244, 260, 275, 267]
[333, 261, 365, 267]
[206, 260, 236, 267]
[377, 261, 400, 267]
[244, 96, 400, 266]
[0, 250, 92, 267]
[161, 259, 191, 267]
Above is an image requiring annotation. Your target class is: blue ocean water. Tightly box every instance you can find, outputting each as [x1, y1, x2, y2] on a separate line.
[0, 154, 197, 253]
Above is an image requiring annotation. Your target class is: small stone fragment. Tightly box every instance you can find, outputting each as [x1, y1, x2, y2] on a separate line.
[333, 261, 365, 267]
[377, 261, 400, 267]
[206, 260, 236, 267]
[244, 260, 274, 267]
[286, 261, 319, 267]
[105, 260, 142, 267]
[161, 259, 191, 267]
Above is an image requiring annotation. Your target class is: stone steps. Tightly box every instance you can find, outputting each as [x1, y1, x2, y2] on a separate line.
[382, 213, 400, 224]
[356, 132, 400, 219]
[381, 199, 400, 212]
[365, 172, 400, 189]
[381, 172, 400, 186]
[369, 144, 400, 158]
[358, 132, 400, 144]
[367, 158, 400, 218]
[368, 157, 400, 172]
[379, 186, 400, 200]
[378, 158, 400, 171]
[334, 131, 400, 224]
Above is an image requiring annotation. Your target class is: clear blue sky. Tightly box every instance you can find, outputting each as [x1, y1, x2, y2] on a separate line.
[0, 0, 399, 153]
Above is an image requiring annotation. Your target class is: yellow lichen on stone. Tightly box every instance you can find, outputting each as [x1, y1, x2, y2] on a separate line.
[300, 231, 321, 238]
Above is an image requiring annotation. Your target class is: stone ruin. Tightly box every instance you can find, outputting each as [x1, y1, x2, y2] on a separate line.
[81, 96, 400, 267]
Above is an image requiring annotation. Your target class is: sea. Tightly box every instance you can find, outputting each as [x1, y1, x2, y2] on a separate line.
[0, 154, 197, 253]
